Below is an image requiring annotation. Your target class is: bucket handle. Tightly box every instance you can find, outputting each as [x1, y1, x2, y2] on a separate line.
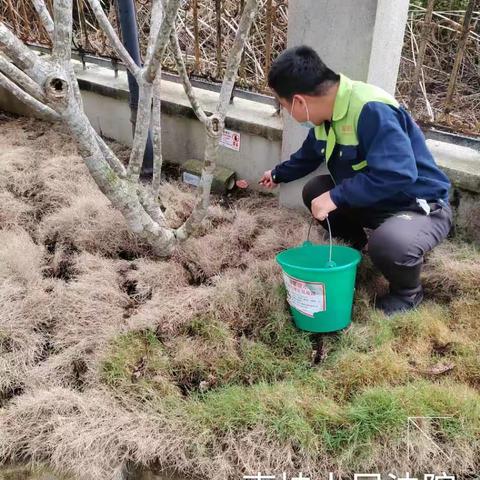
[306, 216, 334, 267]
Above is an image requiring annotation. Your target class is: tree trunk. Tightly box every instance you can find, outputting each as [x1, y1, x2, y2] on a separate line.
[0, 0, 259, 256]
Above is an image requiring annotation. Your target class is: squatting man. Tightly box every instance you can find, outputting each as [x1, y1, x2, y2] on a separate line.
[259, 46, 452, 316]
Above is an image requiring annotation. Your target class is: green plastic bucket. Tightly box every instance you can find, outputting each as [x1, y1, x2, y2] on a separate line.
[276, 241, 361, 333]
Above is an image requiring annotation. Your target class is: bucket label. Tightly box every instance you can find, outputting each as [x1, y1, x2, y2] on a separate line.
[282, 272, 326, 317]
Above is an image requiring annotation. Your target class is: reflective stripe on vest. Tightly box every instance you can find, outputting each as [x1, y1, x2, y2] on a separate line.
[314, 74, 399, 167]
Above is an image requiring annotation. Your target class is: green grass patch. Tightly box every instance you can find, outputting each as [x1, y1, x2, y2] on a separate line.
[182, 314, 233, 344]
[233, 337, 312, 384]
[98, 259, 480, 473]
[100, 330, 179, 397]
[186, 380, 324, 452]
[184, 376, 480, 464]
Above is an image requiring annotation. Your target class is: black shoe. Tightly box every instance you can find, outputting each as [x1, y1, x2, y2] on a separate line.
[375, 288, 424, 316]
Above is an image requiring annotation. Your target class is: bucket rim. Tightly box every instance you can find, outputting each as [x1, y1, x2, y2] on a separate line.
[275, 244, 361, 273]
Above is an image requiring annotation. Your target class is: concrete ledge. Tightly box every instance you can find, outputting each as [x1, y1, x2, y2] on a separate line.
[74, 61, 282, 142]
[426, 139, 480, 194]
[69, 59, 283, 188]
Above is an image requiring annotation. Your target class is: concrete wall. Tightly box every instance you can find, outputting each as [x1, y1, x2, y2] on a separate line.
[427, 139, 480, 244]
[79, 63, 283, 189]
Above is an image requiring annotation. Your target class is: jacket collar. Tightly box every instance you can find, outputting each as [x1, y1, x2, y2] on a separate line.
[332, 73, 353, 122]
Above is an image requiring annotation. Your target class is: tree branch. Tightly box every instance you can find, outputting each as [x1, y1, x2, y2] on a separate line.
[0, 0, 259, 251]
[0, 71, 59, 121]
[138, 185, 167, 227]
[52, 0, 73, 64]
[175, 115, 223, 240]
[0, 54, 46, 102]
[217, 0, 258, 118]
[85, 0, 148, 182]
[86, 0, 141, 78]
[0, 15, 174, 255]
[57, 92, 174, 255]
[93, 131, 127, 177]
[143, 0, 181, 83]
[31, 0, 54, 38]
[0, 22, 50, 84]
[176, 0, 258, 240]
[126, 81, 153, 182]
[145, 0, 163, 65]
[149, 0, 165, 199]
[170, 31, 207, 124]
[152, 73, 163, 199]
[32, 0, 84, 109]
[67, 64, 84, 109]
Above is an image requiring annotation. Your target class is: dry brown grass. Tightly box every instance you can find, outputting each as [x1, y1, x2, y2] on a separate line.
[209, 259, 286, 336]
[0, 118, 94, 234]
[1, 116, 480, 479]
[0, 191, 35, 232]
[0, 386, 320, 480]
[456, 192, 480, 244]
[0, 387, 191, 479]
[127, 285, 213, 337]
[0, 228, 52, 397]
[174, 209, 260, 281]
[450, 295, 480, 341]
[422, 240, 480, 302]
[38, 193, 151, 259]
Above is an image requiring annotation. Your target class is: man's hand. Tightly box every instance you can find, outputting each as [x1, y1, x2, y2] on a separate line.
[259, 170, 277, 189]
[311, 191, 337, 221]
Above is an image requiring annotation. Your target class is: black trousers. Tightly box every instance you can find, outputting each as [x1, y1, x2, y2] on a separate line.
[303, 175, 453, 296]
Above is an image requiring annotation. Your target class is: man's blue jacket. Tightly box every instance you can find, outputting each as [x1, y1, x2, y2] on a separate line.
[271, 74, 451, 209]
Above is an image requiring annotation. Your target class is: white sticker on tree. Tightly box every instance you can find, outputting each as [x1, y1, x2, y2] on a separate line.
[182, 171, 200, 187]
[220, 129, 241, 151]
[282, 272, 326, 317]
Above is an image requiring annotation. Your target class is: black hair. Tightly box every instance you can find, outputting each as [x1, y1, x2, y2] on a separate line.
[268, 45, 340, 100]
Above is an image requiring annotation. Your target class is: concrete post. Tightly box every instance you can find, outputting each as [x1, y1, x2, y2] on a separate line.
[279, 0, 409, 208]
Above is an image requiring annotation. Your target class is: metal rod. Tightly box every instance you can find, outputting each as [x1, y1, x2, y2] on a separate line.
[239, 0, 246, 84]
[192, 0, 200, 72]
[20, 0, 30, 41]
[326, 216, 333, 266]
[264, 0, 273, 85]
[77, 0, 91, 50]
[215, 0, 222, 78]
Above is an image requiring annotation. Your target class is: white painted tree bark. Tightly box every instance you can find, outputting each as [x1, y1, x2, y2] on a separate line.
[0, 0, 258, 256]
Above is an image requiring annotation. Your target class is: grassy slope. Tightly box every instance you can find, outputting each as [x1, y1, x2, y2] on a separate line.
[0, 115, 479, 479]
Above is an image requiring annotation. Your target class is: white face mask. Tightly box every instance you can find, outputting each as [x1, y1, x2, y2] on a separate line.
[291, 97, 316, 129]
